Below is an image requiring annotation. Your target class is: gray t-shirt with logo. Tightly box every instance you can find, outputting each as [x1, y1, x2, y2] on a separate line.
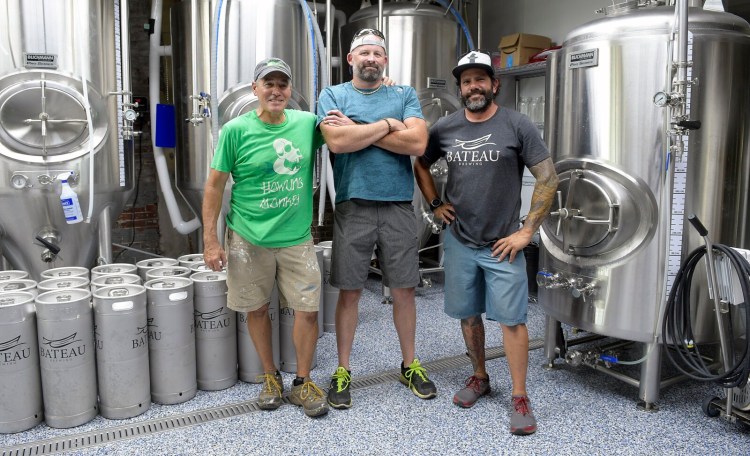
[422, 106, 549, 248]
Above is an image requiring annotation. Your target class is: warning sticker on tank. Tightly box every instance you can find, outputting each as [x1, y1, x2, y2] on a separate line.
[23, 53, 58, 69]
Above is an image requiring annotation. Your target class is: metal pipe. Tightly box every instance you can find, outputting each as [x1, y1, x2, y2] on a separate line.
[588, 363, 641, 388]
[120, 0, 132, 105]
[112, 243, 165, 258]
[317, 0, 333, 226]
[378, 0, 383, 31]
[97, 206, 112, 264]
[676, 0, 689, 94]
[149, 0, 201, 235]
[477, 0, 482, 49]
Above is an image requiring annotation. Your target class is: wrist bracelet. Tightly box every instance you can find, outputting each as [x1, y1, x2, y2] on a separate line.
[383, 118, 392, 132]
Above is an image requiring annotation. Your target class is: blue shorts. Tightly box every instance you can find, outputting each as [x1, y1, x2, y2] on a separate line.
[443, 229, 528, 325]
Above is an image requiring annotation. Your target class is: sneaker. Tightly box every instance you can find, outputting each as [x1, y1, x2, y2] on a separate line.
[510, 395, 537, 436]
[327, 366, 352, 409]
[400, 358, 437, 399]
[453, 375, 491, 408]
[257, 372, 284, 410]
[289, 379, 329, 418]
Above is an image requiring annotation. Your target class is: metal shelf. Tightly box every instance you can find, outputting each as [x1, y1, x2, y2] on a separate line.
[495, 61, 548, 79]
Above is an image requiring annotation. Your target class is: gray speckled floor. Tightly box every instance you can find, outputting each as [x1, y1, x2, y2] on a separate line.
[2, 275, 750, 455]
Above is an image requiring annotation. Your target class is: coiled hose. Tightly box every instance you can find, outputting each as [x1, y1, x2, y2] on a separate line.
[662, 243, 750, 389]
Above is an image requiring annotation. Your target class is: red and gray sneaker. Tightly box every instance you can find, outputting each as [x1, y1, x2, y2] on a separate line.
[510, 395, 537, 436]
[452, 375, 491, 408]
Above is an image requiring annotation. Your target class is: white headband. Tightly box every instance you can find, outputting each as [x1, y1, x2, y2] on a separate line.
[350, 35, 386, 52]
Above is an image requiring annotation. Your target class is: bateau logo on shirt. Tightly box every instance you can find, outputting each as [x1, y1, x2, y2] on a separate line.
[453, 134, 495, 150]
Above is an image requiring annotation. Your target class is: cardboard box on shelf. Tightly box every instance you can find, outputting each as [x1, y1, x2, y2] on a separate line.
[498, 33, 552, 68]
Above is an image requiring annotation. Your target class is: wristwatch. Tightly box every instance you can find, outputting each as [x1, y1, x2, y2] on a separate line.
[429, 198, 442, 211]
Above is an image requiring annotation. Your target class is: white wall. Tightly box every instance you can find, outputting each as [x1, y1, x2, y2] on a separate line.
[480, 0, 608, 49]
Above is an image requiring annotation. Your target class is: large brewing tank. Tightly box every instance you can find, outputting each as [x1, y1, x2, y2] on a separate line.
[0, 0, 134, 279]
[539, 6, 750, 343]
[342, 1, 465, 247]
[170, 0, 318, 216]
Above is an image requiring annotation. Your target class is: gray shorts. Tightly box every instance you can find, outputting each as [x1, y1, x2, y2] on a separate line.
[331, 199, 420, 290]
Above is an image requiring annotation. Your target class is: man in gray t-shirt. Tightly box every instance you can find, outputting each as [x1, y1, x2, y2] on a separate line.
[414, 50, 558, 436]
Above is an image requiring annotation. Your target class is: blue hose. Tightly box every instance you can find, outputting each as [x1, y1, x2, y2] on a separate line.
[298, 0, 318, 113]
[432, 0, 475, 51]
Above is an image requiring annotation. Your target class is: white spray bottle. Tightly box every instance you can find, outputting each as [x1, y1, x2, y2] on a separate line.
[58, 172, 83, 224]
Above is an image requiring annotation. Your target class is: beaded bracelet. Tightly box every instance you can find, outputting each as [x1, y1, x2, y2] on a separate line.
[383, 118, 393, 132]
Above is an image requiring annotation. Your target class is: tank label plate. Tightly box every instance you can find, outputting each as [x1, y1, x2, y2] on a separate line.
[427, 78, 448, 89]
[23, 53, 58, 69]
[568, 49, 598, 69]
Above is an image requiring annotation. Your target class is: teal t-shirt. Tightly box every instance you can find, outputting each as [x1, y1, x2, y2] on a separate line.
[211, 109, 323, 248]
[316, 83, 424, 203]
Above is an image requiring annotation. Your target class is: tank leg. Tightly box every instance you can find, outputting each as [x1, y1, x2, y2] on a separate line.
[543, 315, 564, 369]
[97, 206, 113, 265]
[382, 284, 393, 304]
[637, 341, 661, 412]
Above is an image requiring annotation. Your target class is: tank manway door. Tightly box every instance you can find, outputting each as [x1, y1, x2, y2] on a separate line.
[0, 73, 105, 162]
[541, 159, 657, 266]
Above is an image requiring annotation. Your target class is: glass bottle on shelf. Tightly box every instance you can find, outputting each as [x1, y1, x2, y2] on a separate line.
[518, 97, 529, 116]
[528, 97, 538, 121]
[534, 97, 544, 128]
[533, 96, 545, 126]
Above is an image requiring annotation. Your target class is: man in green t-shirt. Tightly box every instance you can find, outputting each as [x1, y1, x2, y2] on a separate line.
[202, 58, 327, 418]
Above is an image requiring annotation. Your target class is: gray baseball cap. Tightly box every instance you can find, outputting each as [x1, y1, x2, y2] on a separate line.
[253, 57, 292, 81]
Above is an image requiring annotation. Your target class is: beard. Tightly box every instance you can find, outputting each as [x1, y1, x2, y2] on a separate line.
[354, 62, 383, 82]
[461, 88, 494, 113]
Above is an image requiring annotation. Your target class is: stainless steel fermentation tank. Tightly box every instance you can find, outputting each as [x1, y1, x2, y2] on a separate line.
[342, 1, 466, 249]
[539, 5, 750, 405]
[0, 0, 134, 279]
[170, 0, 318, 216]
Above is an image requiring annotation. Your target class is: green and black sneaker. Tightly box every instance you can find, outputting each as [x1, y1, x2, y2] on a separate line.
[327, 366, 352, 409]
[400, 358, 437, 399]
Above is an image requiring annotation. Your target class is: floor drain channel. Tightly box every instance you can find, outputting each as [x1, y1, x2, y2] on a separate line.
[1, 338, 544, 455]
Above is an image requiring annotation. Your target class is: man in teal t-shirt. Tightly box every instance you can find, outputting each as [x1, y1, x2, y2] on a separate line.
[317, 28, 437, 410]
[202, 58, 328, 418]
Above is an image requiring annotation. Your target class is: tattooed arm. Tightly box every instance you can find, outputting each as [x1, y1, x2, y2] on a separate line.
[491, 157, 559, 263]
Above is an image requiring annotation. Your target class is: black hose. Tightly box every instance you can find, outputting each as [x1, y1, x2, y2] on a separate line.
[662, 243, 750, 389]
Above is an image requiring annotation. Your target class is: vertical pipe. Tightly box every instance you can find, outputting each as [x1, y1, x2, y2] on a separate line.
[378, 0, 383, 31]
[676, 0, 688, 96]
[98, 206, 113, 264]
[317, 0, 334, 226]
[476, 0, 482, 49]
[120, 0, 132, 103]
[149, 0, 201, 234]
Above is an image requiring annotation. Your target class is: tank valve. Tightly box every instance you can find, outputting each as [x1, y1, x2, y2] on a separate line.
[565, 350, 583, 367]
[536, 271, 569, 289]
[187, 92, 211, 126]
[35, 234, 61, 263]
[571, 281, 597, 301]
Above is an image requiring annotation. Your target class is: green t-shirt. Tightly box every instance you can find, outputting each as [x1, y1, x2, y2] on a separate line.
[211, 109, 323, 248]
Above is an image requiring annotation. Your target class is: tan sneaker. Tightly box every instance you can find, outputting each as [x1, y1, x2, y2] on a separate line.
[257, 372, 284, 410]
[289, 379, 329, 417]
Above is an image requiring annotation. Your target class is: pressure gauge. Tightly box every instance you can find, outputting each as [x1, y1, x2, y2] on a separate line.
[653, 91, 670, 107]
[124, 109, 138, 121]
[10, 173, 29, 189]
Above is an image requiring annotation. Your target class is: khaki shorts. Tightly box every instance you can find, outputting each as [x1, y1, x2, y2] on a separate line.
[225, 229, 321, 313]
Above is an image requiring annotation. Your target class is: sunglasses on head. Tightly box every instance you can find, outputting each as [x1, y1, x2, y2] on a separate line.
[352, 28, 385, 40]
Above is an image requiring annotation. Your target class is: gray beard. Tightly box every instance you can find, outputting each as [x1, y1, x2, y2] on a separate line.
[463, 92, 493, 113]
[356, 65, 383, 82]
